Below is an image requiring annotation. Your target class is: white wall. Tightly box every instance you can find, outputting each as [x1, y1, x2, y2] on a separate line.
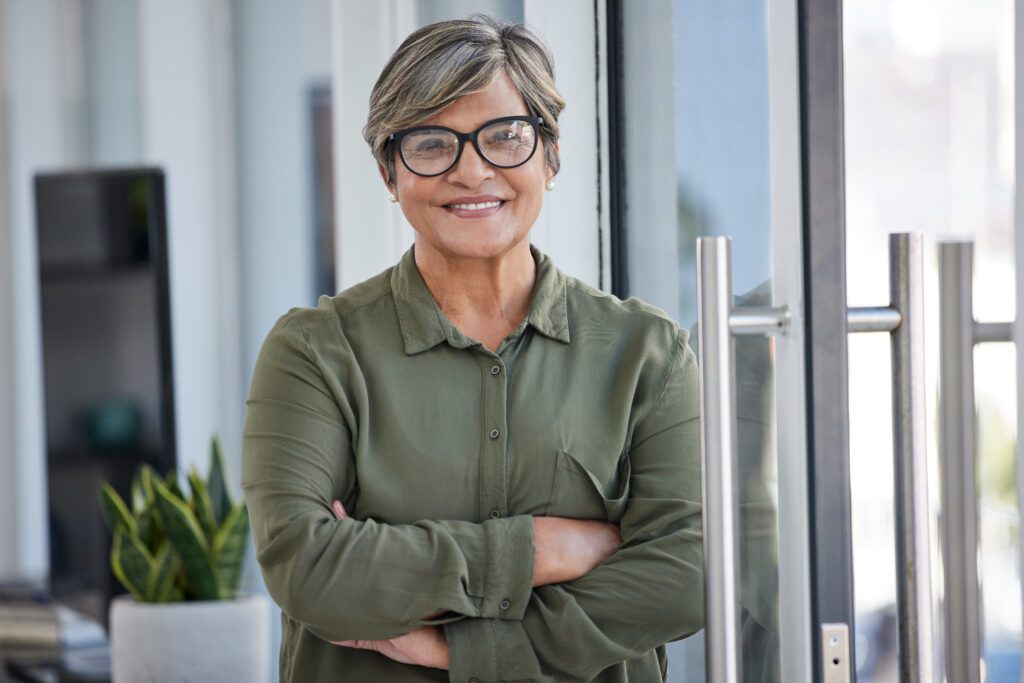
[236, 0, 332, 382]
[0, 0, 82, 583]
[523, 0, 605, 288]
[137, 0, 243, 478]
[331, 0, 417, 290]
[82, 0, 141, 165]
[0, 0, 18, 581]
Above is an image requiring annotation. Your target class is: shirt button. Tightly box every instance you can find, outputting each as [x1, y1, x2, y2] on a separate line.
[490, 364, 501, 375]
[489, 428, 500, 439]
[489, 509, 501, 519]
[499, 598, 511, 610]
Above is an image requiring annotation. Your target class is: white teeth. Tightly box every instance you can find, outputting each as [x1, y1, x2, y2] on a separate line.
[449, 201, 501, 211]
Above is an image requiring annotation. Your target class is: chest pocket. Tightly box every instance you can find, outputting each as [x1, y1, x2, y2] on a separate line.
[545, 451, 631, 523]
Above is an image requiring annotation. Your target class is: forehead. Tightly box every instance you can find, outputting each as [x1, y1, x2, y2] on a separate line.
[422, 72, 530, 131]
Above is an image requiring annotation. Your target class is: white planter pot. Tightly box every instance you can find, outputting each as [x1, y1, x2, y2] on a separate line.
[110, 592, 270, 683]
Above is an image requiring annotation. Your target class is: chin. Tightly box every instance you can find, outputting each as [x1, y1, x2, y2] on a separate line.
[426, 228, 531, 261]
[441, 240, 519, 260]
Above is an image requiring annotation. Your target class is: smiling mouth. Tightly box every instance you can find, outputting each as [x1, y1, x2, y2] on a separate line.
[445, 200, 504, 211]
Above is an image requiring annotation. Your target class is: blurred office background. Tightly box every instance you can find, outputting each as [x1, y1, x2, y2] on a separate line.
[0, 0, 1021, 682]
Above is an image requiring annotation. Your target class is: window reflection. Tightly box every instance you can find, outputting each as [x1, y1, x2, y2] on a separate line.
[621, 1, 780, 681]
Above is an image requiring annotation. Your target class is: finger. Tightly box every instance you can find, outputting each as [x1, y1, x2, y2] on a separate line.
[331, 500, 348, 520]
[333, 639, 362, 648]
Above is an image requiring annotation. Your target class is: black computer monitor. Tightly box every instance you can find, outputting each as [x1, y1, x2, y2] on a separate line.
[33, 168, 176, 624]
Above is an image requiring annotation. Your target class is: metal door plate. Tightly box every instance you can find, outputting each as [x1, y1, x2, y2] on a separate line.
[821, 623, 851, 683]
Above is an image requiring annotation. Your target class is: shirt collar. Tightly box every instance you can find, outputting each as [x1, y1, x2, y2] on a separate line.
[391, 243, 571, 355]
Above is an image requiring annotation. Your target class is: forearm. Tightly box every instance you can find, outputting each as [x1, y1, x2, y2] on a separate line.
[444, 519, 703, 682]
[245, 478, 535, 642]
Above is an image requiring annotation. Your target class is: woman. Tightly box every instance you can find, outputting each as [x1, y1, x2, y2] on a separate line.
[242, 15, 702, 683]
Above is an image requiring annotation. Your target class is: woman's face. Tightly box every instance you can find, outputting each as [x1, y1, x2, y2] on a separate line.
[384, 72, 554, 262]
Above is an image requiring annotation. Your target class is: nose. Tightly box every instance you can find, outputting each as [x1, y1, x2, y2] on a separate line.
[447, 139, 494, 188]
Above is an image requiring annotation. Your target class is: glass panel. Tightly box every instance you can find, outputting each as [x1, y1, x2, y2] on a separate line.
[843, 0, 1017, 680]
[621, 1, 780, 680]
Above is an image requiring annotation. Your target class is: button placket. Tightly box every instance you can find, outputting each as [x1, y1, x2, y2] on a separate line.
[478, 354, 509, 522]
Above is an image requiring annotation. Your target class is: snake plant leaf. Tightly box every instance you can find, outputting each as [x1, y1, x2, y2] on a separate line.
[145, 541, 182, 603]
[207, 436, 231, 526]
[139, 464, 158, 504]
[130, 470, 146, 516]
[212, 502, 249, 599]
[164, 470, 185, 501]
[152, 479, 220, 600]
[136, 507, 155, 551]
[98, 483, 136, 537]
[187, 467, 218, 541]
[111, 529, 152, 602]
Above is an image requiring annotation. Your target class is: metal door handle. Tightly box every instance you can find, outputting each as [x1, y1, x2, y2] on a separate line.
[936, 240, 1008, 683]
[847, 233, 934, 683]
[696, 233, 933, 683]
[696, 236, 789, 683]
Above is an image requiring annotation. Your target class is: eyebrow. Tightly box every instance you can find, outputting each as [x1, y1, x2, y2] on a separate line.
[389, 114, 540, 139]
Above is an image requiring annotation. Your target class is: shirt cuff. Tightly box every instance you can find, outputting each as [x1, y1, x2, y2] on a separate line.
[445, 618, 499, 683]
[478, 514, 534, 619]
[445, 617, 540, 683]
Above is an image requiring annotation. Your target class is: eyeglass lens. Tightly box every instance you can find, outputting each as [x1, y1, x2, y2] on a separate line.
[399, 119, 537, 176]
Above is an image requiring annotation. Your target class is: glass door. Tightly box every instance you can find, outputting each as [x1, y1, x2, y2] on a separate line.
[844, 0, 1019, 681]
[611, 0, 812, 680]
[612, 0, 1023, 680]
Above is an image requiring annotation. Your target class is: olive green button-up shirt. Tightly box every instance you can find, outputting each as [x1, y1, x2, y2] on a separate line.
[242, 244, 703, 683]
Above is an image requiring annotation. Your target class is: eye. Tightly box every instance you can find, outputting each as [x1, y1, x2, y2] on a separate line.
[486, 126, 528, 144]
[415, 138, 450, 152]
[403, 133, 456, 158]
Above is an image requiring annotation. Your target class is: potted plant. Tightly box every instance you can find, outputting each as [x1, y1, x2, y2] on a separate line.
[99, 437, 269, 682]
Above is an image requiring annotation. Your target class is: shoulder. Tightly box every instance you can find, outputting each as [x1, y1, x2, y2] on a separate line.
[559, 272, 695, 415]
[563, 274, 689, 351]
[263, 266, 396, 348]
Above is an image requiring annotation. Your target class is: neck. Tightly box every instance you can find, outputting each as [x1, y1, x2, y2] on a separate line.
[414, 239, 537, 331]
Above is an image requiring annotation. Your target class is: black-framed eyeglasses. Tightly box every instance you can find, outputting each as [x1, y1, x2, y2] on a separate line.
[389, 115, 544, 177]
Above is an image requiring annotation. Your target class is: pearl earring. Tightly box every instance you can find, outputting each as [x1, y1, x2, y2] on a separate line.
[388, 192, 398, 203]
[545, 179, 555, 191]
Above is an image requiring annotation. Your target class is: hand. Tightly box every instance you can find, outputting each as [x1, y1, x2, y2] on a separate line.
[332, 625, 450, 670]
[329, 500, 450, 669]
[532, 517, 621, 587]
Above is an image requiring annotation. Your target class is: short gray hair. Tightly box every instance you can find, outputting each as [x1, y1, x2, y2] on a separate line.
[363, 15, 566, 185]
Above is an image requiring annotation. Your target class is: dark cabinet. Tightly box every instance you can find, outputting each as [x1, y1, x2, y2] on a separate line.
[34, 168, 176, 625]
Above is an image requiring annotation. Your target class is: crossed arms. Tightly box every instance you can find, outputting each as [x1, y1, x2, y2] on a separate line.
[241, 319, 703, 681]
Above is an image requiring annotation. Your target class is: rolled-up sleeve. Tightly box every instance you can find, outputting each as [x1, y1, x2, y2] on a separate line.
[242, 313, 535, 643]
[444, 332, 703, 682]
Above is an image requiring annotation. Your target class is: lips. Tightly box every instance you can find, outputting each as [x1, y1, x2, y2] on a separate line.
[442, 195, 507, 218]
[448, 200, 502, 211]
